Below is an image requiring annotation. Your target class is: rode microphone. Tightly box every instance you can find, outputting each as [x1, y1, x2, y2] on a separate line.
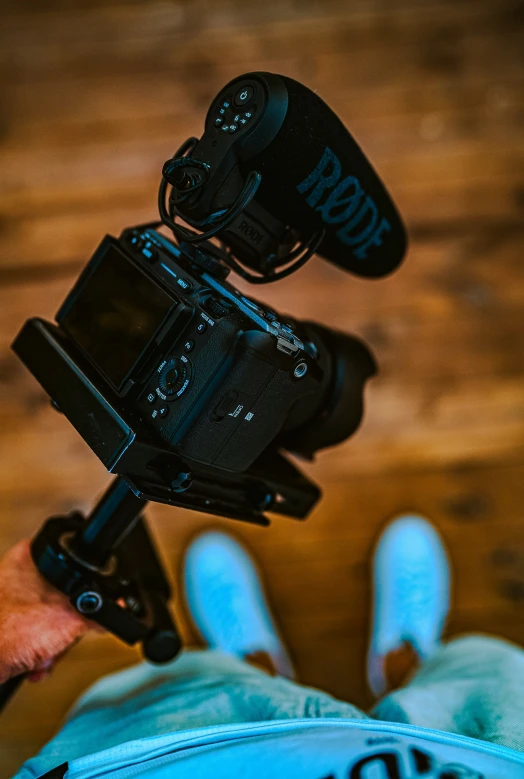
[160, 72, 407, 281]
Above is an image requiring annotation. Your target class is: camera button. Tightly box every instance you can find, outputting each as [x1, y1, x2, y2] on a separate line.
[142, 247, 157, 262]
[159, 405, 169, 418]
[146, 392, 156, 405]
[177, 277, 193, 292]
[196, 322, 207, 335]
[234, 85, 254, 107]
[203, 296, 230, 318]
[129, 236, 144, 251]
[184, 340, 194, 353]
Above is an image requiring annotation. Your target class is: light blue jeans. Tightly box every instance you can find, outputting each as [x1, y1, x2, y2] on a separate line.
[14, 635, 524, 778]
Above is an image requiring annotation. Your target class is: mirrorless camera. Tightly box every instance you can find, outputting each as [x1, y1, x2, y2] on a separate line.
[54, 225, 375, 479]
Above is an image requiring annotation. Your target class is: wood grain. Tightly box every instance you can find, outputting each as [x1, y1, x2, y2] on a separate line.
[0, 0, 523, 775]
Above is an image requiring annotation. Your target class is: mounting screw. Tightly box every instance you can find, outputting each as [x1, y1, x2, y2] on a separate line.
[294, 362, 308, 379]
[76, 591, 103, 614]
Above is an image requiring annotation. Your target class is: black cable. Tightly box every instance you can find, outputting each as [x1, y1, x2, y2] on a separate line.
[173, 137, 200, 159]
[159, 169, 262, 245]
[157, 136, 322, 284]
[221, 229, 325, 284]
[163, 157, 211, 204]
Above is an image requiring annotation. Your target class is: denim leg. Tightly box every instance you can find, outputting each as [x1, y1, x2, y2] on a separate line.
[14, 650, 367, 778]
[372, 635, 524, 752]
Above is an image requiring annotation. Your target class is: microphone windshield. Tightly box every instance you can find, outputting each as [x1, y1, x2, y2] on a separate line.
[248, 74, 407, 278]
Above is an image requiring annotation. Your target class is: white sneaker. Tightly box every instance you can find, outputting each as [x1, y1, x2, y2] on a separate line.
[367, 514, 451, 698]
[183, 531, 294, 679]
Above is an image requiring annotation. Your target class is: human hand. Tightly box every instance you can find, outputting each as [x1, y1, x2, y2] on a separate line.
[0, 539, 93, 683]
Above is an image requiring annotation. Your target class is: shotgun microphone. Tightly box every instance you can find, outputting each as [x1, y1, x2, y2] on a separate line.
[161, 72, 407, 281]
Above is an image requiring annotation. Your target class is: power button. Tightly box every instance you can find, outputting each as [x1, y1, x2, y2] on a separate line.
[234, 85, 254, 107]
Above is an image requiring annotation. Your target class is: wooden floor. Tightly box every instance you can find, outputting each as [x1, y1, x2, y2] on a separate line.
[1, 0, 524, 774]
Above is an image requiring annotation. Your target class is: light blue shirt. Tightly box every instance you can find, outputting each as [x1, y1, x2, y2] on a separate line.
[61, 720, 524, 779]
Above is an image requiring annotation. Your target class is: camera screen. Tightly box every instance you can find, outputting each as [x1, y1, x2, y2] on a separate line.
[60, 243, 175, 390]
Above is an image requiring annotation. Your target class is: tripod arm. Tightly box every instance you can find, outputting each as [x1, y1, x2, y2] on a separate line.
[70, 476, 146, 568]
[1, 476, 182, 712]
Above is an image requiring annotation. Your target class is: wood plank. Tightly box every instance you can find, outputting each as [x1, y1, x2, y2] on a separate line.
[4, 235, 524, 370]
[2, 228, 524, 344]
[1, 0, 521, 83]
[1, 106, 522, 186]
[2, 177, 523, 276]
[1, 75, 522, 163]
[0, 0, 521, 277]
[1, 20, 521, 138]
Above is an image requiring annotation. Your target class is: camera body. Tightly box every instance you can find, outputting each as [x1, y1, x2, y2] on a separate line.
[56, 226, 334, 474]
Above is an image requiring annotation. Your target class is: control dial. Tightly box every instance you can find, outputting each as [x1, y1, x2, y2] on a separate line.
[157, 355, 191, 401]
